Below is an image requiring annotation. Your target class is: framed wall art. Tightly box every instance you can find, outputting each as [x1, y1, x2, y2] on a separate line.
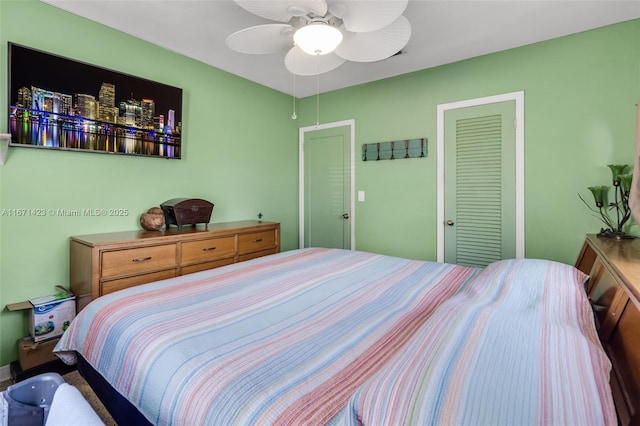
[7, 42, 183, 159]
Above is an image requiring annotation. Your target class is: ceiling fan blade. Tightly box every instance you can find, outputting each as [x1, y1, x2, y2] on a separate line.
[328, 0, 408, 32]
[233, 0, 328, 23]
[226, 24, 294, 54]
[285, 47, 346, 75]
[334, 15, 411, 62]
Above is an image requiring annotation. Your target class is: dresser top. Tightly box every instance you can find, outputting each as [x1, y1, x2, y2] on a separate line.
[586, 234, 640, 299]
[71, 220, 279, 246]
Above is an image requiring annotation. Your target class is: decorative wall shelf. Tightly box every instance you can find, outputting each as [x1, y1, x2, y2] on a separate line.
[362, 138, 427, 161]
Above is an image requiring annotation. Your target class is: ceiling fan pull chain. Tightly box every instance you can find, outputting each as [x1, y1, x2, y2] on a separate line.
[316, 75, 320, 128]
[291, 65, 297, 119]
[316, 54, 320, 128]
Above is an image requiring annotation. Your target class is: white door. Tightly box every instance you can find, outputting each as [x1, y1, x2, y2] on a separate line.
[437, 92, 525, 265]
[299, 120, 355, 249]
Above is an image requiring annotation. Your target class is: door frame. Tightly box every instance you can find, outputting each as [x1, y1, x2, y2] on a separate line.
[436, 91, 525, 262]
[299, 119, 356, 249]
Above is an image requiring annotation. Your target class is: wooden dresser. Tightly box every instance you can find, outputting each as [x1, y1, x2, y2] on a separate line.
[70, 220, 280, 311]
[575, 234, 640, 425]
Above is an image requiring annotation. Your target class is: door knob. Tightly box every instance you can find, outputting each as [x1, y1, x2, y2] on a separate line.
[342, 213, 350, 220]
[446, 220, 455, 226]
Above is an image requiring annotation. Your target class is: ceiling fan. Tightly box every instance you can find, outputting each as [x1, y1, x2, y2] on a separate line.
[226, 0, 412, 76]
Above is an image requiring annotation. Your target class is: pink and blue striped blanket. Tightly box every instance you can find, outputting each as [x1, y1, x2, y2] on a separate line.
[55, 248, 615, 425]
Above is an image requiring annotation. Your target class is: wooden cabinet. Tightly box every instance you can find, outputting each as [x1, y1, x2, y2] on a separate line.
[575, 234, 640, 425]
[70, 221, 280, 310]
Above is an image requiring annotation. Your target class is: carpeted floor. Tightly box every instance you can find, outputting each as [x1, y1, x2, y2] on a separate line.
[1, 371, 116, 425]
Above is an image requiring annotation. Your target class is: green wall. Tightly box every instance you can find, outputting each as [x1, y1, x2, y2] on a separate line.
[297, 18, 640, 263]
[0, 0, 638, 367]
[0, 0, 299, 366]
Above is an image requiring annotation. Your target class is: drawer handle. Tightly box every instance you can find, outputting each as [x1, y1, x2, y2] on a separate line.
[252, 238, 263, 243]
[132, 256, 152, 263]
[202, 247, 217, 251]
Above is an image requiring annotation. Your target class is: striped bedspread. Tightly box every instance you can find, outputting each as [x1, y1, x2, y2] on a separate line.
[55, 248, 479, 424]
[55, 248, 616, 425]
[334, 257, 617, 426]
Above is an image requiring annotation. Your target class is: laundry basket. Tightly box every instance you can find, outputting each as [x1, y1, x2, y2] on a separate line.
[2, 373, 64, 426]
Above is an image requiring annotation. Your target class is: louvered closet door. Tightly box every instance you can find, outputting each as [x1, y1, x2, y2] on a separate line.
[444, 101, 516, 267]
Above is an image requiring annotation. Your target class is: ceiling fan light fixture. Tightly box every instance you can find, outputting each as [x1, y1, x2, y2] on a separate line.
[294, 22, 343, 56]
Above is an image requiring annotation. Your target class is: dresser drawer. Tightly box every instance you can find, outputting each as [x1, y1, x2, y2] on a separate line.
[181, 258, 235, 275]
[238, 248, 278, 263]
[101, 269, 177, 295]
[181, 236, 235, 265]
[238, 230, 277, 255]
[101, 244, 177, 278]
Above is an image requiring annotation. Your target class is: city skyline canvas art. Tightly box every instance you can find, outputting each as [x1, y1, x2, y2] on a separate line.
[7, 43, 183, 159]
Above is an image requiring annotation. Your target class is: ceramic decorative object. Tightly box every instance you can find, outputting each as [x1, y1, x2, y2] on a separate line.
[140, 207, 165, 231]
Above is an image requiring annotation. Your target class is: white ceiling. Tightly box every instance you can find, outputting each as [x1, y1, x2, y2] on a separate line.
[40, 0, 640, 98]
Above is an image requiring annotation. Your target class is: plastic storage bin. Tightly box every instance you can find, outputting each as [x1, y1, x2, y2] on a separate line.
[2, 372, 64, 426]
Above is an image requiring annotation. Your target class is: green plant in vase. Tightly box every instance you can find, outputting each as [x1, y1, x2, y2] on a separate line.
[579, 164, 633, 239]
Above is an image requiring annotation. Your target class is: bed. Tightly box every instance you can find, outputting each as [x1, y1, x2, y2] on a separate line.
[54, 247, 617, 425]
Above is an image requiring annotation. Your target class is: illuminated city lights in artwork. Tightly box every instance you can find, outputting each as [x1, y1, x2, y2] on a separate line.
[8, 43, 183, 159]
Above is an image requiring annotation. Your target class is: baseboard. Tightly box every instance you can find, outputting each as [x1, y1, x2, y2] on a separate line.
[0, 364, 11, 382]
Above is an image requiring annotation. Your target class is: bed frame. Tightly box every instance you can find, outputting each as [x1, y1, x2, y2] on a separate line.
[77, 356, 151, 426]
[74, 235, 639, 425]
[575, 234, 640, 425]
